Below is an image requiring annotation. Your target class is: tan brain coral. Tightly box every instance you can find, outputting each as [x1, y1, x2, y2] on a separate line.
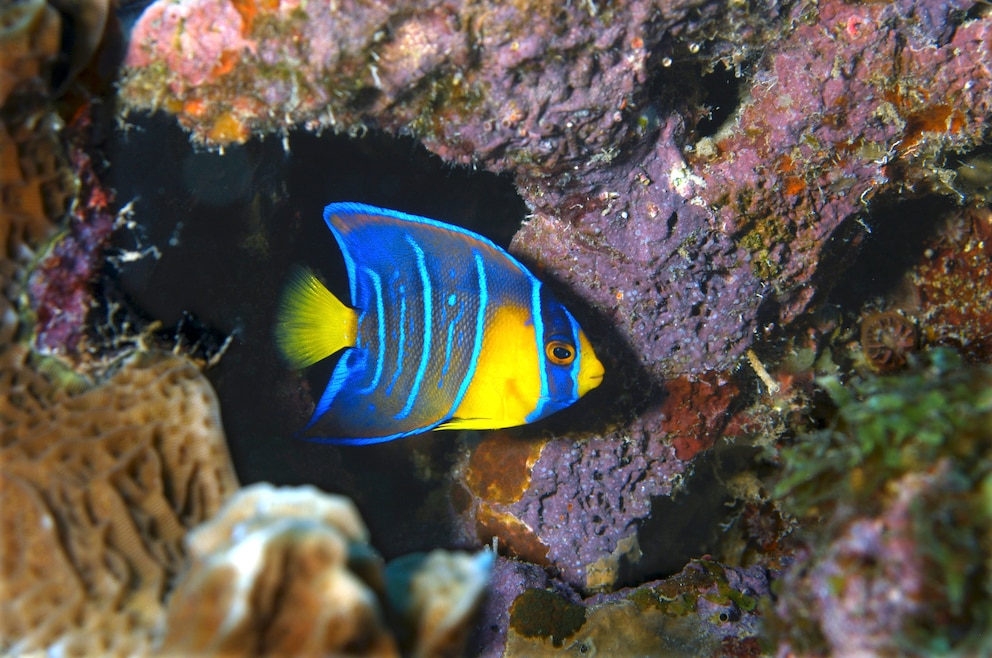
[1, 0, 75, 264]
[0, 347, 239, 656]
[160, 482, 400, 657]
[386, 549, 494, 658]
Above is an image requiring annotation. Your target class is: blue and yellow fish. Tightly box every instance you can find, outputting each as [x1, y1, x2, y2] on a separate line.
[276, 202, 604, 445]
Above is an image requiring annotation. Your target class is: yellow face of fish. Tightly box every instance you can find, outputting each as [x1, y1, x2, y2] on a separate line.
[575, 327, 605, 397]
[441, 291, 604, 431]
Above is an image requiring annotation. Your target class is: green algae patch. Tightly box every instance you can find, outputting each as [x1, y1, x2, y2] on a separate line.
[737, 213, 792, 282]
[775, 348, 992, 519]
[770, 348, 992, 656]
[627, 559, 758, 618]
[508, 588, 586, 648]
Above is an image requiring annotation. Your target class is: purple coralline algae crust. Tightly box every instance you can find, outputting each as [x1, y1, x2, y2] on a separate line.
[893, 0, 976, 44]
[515, 0, 992, 377]
[693, 0, 992, 327]
[502, 408, 686, 590]
[467, 556, 575, 658]
[119, 0, 784, 377]
[121, 0, 992, 378]
[27, 148, 115, 359]
[510, 119, 765, 378]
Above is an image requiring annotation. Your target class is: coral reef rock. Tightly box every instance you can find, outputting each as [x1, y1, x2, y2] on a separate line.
[470, 555, 769, 657]
[0, 346, 239, 657]
[911, 205, 992, 364]
[771, 349, 992, 656]
[121, 0, 992, 381]
[26, 141, 118, 361]
[161, 482, 493, 658]
[0, 0, 61, 106]
[499, 558, 769, 657]
[455, 409, 689, 593]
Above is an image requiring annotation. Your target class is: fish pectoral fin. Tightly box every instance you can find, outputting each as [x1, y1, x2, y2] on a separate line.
[275, 267, 358, 369]
[435, 417, 496, 431]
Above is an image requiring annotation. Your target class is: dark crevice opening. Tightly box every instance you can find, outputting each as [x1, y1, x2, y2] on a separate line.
[693, 62, 742, 139]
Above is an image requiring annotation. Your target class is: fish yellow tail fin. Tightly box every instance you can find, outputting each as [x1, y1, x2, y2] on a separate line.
[275, 268, 358, 369]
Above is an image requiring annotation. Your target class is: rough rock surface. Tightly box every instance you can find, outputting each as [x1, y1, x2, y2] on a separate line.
[120, 0, 992, 379]
[456, 407, 689, 592]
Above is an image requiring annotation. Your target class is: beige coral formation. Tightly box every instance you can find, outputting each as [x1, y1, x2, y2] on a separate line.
[386, 549, 494, 658]
[1, 0, 110, 257]
[160, 483, 495, 658]
[0, 0, 61, 106]
[159, 482, 400, 657]
[1, 0, 79, 344]
[504, 598, 675, 657]
[0, 346, 239, 656]
[0, 0, 74, 260]
[0, 109, 69, 264]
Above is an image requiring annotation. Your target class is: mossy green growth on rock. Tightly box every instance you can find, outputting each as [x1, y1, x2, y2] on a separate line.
[775, 348, 992, 518]
[508, 588, 586, 648]
[737, 213, 791, 282]
[771, 348, 992, 655]
[627, 559, 757, 618]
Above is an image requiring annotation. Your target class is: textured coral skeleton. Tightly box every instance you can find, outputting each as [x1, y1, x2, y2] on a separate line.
[0, 347, 240, 656]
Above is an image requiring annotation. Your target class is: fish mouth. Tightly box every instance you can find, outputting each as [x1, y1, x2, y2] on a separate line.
[578, 371, 604, 397]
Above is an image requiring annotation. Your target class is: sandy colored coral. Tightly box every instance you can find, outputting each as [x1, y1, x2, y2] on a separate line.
[1, 102, 73, 347]
[463, 431, 548, 505]
[474, 555, 769, 657]
[159, 482, 399, 657]
[0, 0, 77, 274]
[0, 346, 239, 657]
[0, 0, 61, 105]
[386, 549, 494, 658]
[504, 559, 768, 657]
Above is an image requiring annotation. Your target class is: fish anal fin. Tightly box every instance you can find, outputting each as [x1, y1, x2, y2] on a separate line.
[276, 268, 358, 369]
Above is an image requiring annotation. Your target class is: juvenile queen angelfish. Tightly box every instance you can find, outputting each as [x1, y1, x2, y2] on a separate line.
[276, 202, 605, 445]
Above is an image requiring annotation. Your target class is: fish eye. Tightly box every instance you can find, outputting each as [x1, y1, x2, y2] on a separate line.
[546, 340, 575, 365]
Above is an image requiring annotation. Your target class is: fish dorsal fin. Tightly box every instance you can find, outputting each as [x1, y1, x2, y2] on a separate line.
[275, 268, 358, 369]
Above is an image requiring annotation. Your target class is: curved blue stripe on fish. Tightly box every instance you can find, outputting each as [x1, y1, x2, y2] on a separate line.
[324, 206, 360, 306]
[448, 250, 488, 420]
[396, 236, 432, 420]
[526, 279, 549, 423]
[566, 311, 581, 401]
[357, 267, 385, 394]
[304, 348, 365, 430]
[327, 202, 537, 279]
[439, 302, 465, 388]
